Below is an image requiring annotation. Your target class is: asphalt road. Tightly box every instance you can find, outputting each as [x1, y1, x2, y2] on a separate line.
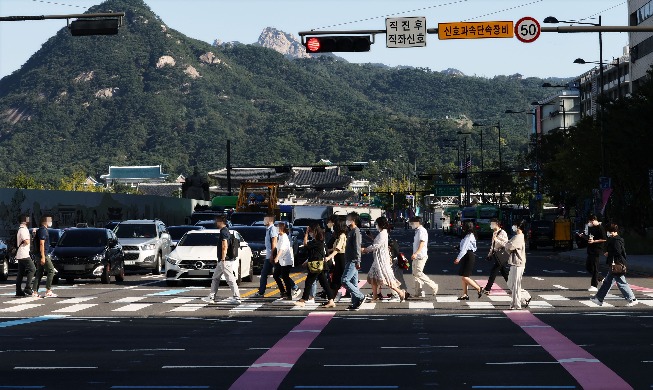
[0, 229, 651, 389]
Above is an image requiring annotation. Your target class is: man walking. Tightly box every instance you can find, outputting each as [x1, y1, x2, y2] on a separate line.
[585, 214, 606, 292]
[481, 218, 509, 295]
[342, 212, 365, 310]
[15, 215, 36, 298]
[410, 217, 438, 298]
[202, 215, 241, 304]
[32, 215, 57, 298]
[254, 214, 278, 298]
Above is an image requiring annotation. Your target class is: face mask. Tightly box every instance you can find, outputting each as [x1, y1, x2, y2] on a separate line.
[512, 225, 518, 233]
[47, 222, 53, 228]
[327, 222, 334, 229]
[377, 227, 382, 232]
[346, 220, 352, 227]
[411, 223, 419, 230]
[490, 224, 498, 230]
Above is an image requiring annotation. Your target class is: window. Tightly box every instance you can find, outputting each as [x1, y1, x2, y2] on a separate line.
[59, 230, 107, 248]
[115, 224, 157, 239]
[178, 233, 220, 247]
[631, 1, 653, 25]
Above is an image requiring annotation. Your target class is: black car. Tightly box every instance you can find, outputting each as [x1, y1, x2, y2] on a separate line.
[51, 228, 125, 284]
[232, 226, 268, 274]
[528, 220, 555, 250]
[48, 229, 65, 254]
[168, 225, 205, 249]
[0, 239, 8, 281]
[105, 221, 122, 231]
[230, 212, 266, 226]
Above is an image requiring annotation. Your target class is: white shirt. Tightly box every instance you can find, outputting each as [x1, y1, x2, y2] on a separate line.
[413, 226, 428, 257]
[456, 233, 477, 260]
[16, 225, 30, 259]
[276, 233, 294, 267]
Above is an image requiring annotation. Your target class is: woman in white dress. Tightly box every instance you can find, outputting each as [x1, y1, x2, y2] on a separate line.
[362, 217, 406, 302]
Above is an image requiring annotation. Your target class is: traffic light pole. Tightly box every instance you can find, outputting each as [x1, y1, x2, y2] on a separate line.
[0, 12, 124, 22]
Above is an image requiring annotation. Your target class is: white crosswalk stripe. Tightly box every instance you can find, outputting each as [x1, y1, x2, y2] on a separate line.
[0, 304, 43, 312]
[170, 304, 207, 312]
[112, 303, 152, 312]
[57, 297, 96, 304]
[538, 295, 569, 301]
[52, 304, 97, 313]
[112, 297, 147, 303]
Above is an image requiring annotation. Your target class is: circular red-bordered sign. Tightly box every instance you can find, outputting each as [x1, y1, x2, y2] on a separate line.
[515, 16, 541, 43]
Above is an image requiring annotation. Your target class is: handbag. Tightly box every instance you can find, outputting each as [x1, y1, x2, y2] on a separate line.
[397, 253, 410, 270]
[307, 259, 324, 274]
[493, 247, 511, 266]
[611, 261, 626, 275]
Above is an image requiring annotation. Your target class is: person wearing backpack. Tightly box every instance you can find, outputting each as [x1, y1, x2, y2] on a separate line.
[15, 214, 36, 298]
[203, 215, 241, 304]
[295, 224, 336, 308]
[590, 224, 638, 307]
[32, 215, 57, 298]
[254, 214, 278, 298]
[481, 218, 509, 296]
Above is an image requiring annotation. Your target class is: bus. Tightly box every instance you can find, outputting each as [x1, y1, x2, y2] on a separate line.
[461, 205, 501, 238]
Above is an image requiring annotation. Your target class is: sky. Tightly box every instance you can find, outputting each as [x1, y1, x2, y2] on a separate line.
[0, 0, 630, 79]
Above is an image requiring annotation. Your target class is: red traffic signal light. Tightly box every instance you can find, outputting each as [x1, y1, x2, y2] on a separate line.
[304, 36, 371, 53]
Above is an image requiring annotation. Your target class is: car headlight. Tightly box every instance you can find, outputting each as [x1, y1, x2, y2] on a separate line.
[166, 254, 181, 265]
[141, 243, 156, 251]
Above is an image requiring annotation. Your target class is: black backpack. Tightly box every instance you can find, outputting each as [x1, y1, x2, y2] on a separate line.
[227, 232, 240, 259]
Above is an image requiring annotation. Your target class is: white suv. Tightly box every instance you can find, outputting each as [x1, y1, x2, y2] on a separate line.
[165, 229, 253, 287]
[114, 220, 172, 274]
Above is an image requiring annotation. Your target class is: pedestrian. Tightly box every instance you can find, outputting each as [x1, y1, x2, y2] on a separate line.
[324, 217, 347, 301]
[32, 214, 57, 298]
[584, 214, 607, 292]
[481, 218, 509, 295]
[15, 215, 37, 298]
[410, 216, 438, 298]
[295, 224, 336, 308]
[388, 239, 408, 302]
[454, 221, 482, 300]
[202, 215, 241, 304]
[505, 220, 532, 310]
[342, 212, 365, 311]
[363, 217, 406, 302]
[591, 224, 639, 307]
[272, 223, 300, 300]
[254, 213, 278, 298]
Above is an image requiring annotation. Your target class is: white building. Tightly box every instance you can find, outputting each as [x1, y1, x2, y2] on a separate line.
[348, 179, 370, 193]
[100, 165, 168, 187]
[532, 89, 581, 134]
[629, 0, 653, 93]
[575, 48, 631, 118]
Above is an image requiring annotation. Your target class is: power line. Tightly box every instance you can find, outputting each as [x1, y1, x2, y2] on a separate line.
[31, 0, 88, 9]
[463, 0, 544, 21]
[310, 0, 469, 30]
[577, 1, 626, 23]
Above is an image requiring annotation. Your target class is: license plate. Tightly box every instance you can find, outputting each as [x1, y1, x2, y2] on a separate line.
[124, 261, 136, 265]
[64, 265, 85, 271]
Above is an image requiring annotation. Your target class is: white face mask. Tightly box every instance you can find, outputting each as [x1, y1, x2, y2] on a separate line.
[411, 223, 419, 230]
[490, 224, 498, 230]
[47, 222, 53, 228]
[346, 220, 353, 227]
[512, 225, 518, 233]
[377, 227, 382, 232]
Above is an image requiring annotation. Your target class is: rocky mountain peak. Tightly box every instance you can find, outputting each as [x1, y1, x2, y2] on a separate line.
[255, 27, 312, 59]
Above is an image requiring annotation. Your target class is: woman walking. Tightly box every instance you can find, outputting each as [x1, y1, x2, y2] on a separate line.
[272, 223, 299, 300]
[505, 220, 532, 310]
[324, 218, 347, 301]
[482, 218, 510, 295]
[590, 224, 639, 307]
[454, 222, 482, 300]
[362, 217, 406, 302]
[295, 224, 336, 308]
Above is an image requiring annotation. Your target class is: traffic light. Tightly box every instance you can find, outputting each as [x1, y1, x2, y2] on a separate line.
[69, 18, 120, 36]
[304, 36, 371, 53]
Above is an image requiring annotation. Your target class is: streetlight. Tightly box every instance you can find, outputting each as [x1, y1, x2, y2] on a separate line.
[473, 121, 501, 206]
[505, 109, 540, 201]
[458, 129, 485, 203]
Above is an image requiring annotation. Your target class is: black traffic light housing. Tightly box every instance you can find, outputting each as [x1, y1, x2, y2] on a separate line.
[69, 18, 120, 36]
[304, 36, 371, 53]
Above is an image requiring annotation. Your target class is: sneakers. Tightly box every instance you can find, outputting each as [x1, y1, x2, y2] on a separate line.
[294, 299, 306, 307]
[31, 292, 42, 299]
[252, 292, 264, 298]
[292, 289, 302, 299]
[418, 291, 426, 298]
[321, 301, 336, 308]
[388, 295, 401, 302]
[201, 294, 216, 304]
[590, 297, 603, 306]
[43, 291, 58, 298]
[226, 297, 241, 304]
[626, 299, 639, 307]
[15, 292, 27, 297]
[588, 286, 599, 292]
[306, 298, 315, 304]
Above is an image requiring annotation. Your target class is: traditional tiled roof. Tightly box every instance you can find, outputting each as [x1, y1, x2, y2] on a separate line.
[100, 165, 168, 181]
[208, 166, 353, 191]
[290, 167, 351, 189]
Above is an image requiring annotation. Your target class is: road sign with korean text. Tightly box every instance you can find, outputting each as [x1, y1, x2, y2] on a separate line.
[386, 17, 427, 48]
[438, 21, 514, 40]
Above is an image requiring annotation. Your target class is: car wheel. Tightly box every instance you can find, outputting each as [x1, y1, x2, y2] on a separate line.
[115, 264, 125, 282]
[152, 253, 162, 275]
[0, 258, 8, 281]
[101, 264, 111, 284]
[243, 259, 254, 282]
[166, 279, 179, 287]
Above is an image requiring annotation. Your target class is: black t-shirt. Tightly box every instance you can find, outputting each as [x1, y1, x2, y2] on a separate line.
[305, 239, 325, 261]
[217, 226, 230, 260]
[34, 227, 50, 256]
[587, 224, 606, 255]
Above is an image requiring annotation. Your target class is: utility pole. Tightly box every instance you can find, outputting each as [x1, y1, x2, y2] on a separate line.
[226, 140, 232, 196]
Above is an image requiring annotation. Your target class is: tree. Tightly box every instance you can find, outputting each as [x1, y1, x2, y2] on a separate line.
[6, 173, 44, 190]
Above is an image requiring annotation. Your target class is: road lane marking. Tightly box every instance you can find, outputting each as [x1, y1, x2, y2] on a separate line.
[14, 366, 97, 370]
[112, 297, 147, 303]
[229, 312, 335, 390]
[408, 302, 434, 310]
[0, 315, 66, 328]
[264, 275, 307, 298]
[112, 304, 152, 312]
[539, 295, 569, 301]
[240, 273, 301, 298]
[161, 297, 196, 304]
[487, 296, 512, 302]
[230, 303, 264, 312]
[52, 304, 98, 313]
[170, 304, 207, 312]
[435, 296, 460, 303]
[148, 289, 189, 296]
[526, 301, 553, 309]
[553, 285, 569, 290]
[532, 277, 545, 281]
[505, 310, 632, 390]
[0, 304, 43, 312]
[467, 302, 495, 309]
[2, 297, 42, 304]
[580, 300, 614, 308]
[56, 297, 96, 304]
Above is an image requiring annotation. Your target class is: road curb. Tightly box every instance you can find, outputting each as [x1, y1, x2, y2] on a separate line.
[555, 252, 653, 277]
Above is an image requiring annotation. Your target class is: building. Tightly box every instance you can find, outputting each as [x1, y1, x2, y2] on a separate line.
[100, 165, 169, 187]
[532, 89, 581, 134]
[629, 0, 653, 93]
[576, 49, 631, 118]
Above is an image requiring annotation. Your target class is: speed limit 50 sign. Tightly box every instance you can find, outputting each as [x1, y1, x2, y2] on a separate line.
[515, 16, 540, 43]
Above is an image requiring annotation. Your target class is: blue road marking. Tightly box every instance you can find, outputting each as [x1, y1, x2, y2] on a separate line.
[0, 315, 66, 328]
[147, 289, 189, 296]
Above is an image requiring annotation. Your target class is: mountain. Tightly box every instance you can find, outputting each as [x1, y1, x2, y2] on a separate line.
[254, 27, 313, 59]
[0, 0, 561, 186]
[441, 68, 465, 77]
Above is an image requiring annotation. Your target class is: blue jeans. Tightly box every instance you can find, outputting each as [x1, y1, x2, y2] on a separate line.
[258, 258, 273, 295]
[595, 271, 636, 302]
[341, 261, 364, 305]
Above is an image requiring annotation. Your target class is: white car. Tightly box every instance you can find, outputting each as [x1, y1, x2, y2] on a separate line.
[164, 229, 253, 287]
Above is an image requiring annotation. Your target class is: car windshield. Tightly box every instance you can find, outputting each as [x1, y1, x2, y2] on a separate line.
[462, 209, 476, 219]
[115, 224, 157, 239]
[178, 233, 219, 247]
[234, 229, 265, 243]
[58, 230, 107, 247]
[169, 227, 201, 241]
[231, 213, 265, 226]
[196, 221, 217, 229]
[479, 209, 499, 218]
